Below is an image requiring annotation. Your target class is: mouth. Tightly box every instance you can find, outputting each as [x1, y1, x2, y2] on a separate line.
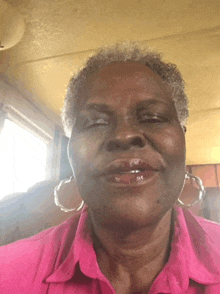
[100, 158, 158, 186]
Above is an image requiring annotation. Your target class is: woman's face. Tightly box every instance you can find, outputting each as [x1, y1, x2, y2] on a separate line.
[68, 62, 186, 226]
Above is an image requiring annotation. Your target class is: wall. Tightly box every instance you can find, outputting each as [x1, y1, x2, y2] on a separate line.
[188, 164, 220, 187]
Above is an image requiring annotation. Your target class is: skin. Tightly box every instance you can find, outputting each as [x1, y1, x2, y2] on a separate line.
[68, 62, 186, 293]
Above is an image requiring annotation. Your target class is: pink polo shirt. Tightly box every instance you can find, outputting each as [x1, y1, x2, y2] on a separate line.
[1, 206, 220, 293]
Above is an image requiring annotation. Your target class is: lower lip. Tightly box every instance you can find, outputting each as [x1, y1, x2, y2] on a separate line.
[102, 170, 157, 187]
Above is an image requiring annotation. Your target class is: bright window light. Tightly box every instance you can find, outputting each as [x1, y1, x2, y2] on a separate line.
[0, 119, 48, 200]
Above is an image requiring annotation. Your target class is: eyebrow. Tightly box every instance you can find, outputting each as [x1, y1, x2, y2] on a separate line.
[83, 103, 114, 114]
[82, 99, 172, 115]
[135, 99, 172, 110]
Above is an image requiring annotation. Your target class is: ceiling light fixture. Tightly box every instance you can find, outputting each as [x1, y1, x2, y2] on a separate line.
[0, 0, 25, 51]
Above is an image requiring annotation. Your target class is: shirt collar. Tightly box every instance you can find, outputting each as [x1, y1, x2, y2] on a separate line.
[46, 206, 102, 283]
[46, 206, 220, 288]
[175, 207, 220, 284]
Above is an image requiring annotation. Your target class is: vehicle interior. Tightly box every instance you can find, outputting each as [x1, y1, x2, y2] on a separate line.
[0, 0, 220, 245]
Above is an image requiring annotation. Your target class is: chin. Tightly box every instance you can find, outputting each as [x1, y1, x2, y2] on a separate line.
[87, 192, 171, 233]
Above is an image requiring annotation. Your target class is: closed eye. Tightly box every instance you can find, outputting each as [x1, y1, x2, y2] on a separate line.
[86, 118, 109, 128]
[139, 115, 166, 124]
[77, 117, 109, 131]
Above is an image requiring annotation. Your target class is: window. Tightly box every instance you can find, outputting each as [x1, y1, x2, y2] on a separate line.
[0, 119, 48, 200]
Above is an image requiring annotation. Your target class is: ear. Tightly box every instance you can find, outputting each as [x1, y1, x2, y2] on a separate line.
[67, 139, 75, 174]
[182, 125, 187, 133]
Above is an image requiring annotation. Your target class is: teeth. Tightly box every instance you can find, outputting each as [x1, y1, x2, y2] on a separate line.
[124, 170, 141, 174]
[130, 170, 141, 173]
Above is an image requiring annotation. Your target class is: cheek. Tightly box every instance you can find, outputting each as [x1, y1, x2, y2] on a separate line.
[68, 133, 103, 173]
[155, 128, 186, 206]
[68, 137, 92, 166]
[75, 137, 92, 159]
[160, 127, 186, 159]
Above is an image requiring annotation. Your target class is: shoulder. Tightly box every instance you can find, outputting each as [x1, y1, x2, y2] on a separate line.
[0, 212, 80, 257]
[0, 213, 80, 291]
[179, 207, 220, 249]
[193, 212, 220, 239]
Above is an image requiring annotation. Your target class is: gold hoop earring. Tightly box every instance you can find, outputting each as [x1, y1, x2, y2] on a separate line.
[177, 173, 205, 208]
[54, 178, 84, 212]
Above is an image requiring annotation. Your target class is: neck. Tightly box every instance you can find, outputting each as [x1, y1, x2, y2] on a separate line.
[90, 208, 174, 271]
[88, 208, 174, 293]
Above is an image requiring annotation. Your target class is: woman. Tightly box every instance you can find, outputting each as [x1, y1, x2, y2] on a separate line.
[1, 42, 220, 293]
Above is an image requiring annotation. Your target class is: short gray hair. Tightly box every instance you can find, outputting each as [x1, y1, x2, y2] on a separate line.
[62, 42, 188, 137]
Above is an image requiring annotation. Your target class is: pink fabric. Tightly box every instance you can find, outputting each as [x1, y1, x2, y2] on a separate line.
[1, 207, 220, 293]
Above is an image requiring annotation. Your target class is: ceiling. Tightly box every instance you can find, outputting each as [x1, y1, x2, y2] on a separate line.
[1, 0, 220, 165]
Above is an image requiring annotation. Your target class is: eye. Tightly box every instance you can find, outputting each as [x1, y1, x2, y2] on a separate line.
[85, 117, 109, 128]
[138, 114, 166, 124]
[75, 114, 109, 131]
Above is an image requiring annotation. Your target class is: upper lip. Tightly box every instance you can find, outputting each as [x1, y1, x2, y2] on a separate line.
[101, 158, 158, 176]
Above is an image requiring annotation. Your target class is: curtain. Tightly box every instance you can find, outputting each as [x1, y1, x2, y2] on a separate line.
[0, 104, 7, 134]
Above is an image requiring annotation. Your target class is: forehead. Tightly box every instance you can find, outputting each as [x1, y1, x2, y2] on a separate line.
[85, 62, 172, 107]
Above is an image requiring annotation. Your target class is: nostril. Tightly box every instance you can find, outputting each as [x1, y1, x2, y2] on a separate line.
[106, 136, 145, 152]
[106, 141, 123, 152]
[130, 137, 145, 148]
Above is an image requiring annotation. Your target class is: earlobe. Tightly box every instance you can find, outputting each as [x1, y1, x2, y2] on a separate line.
[182, 126, 187, 133]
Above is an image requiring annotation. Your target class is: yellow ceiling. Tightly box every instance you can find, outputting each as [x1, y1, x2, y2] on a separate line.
[1, 0, 220, 165]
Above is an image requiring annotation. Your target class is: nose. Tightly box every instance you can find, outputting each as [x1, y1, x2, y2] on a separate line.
[105, 123, 146, 152]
